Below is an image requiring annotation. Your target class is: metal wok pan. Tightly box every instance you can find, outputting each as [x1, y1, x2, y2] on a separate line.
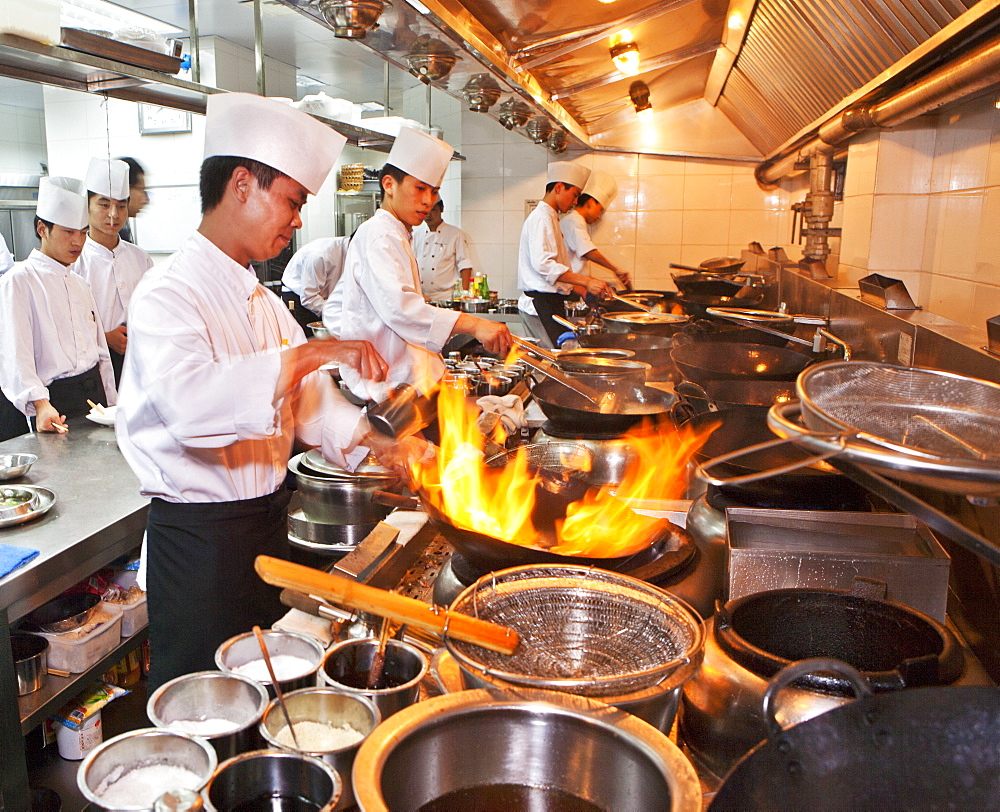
[670, 342, 814, 384]
[675, 290, 765, 319]
[601, 289, 679, 313]
[531, 377, 674, 435]
[711, 658, 1000, 812]
[574, 332, 674, 382]
[671, 274, 745, 298]
[679, 320, 793, 348]
[674, 379, 797, 414]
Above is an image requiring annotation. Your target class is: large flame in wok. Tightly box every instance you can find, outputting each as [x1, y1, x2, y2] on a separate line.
[410, 384, 712, 557]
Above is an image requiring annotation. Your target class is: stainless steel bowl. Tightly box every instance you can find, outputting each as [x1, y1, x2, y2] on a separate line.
[319, 638, 427, 720]
[308, 321, 332, 339]
[215, 629, 325, 698]
[0, 453, 37, 481]
[205, 749, 342, 812]
[26, 592, 101, 633]
[317, 0, 390, 38]
[460, 298, 490, 313]
[0, 486, 41, 520]
[290, 452, 397, 526]
[12, 633, 47, 696]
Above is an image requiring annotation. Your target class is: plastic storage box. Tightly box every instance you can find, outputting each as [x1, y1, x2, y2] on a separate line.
[102, 594, 148, 637]
[39, 613, 122, 673]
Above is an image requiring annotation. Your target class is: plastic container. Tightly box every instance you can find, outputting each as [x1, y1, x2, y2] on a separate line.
[39, 613, 122, 673]
[56, 710, 102, 760]
[102, 594, 148, 637]
[0, 0, 60, 44]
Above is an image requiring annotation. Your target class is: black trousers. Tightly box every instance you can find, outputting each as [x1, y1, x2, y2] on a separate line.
[145, 487, 293, 691]
[282, 290, 321, 331]
[523, 290, 568, 347]
[0, 365, 104, 441]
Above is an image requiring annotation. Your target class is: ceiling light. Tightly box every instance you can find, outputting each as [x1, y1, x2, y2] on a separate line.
[60, 0, 183, 35]
[611, 41, 640, 76]
[630, 80, 652, 119]
[405, 35, 458, 82]
[526, 117, 552, 144]
[463, 74, 502, 112]
[727, 11, 745, 30]
[498, 98, 530, 130]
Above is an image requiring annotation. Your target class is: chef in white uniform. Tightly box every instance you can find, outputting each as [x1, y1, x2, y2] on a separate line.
[0, 233, 13, 274]
[116, 93, 418, 691]
[411, 198, 474, 301]
[0, 177, 116, 441]
[281, 235, 350, 327]
[339, 127, 512, 403]
[517, 162, 614, 347]
[560, 170, 631, 290]
[74, 157, 154, 383]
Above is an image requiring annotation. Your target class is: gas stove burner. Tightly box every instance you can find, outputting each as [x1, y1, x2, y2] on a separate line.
[705, 482, 871, 513]
[538, 420, 624, 442]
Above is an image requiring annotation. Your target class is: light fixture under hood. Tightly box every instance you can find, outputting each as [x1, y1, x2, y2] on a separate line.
[317, 0, 390, 39]
[498, 98, 531, 130]
[405, 35, 458, 81]
[630, 80, 653, 120]
[463, 74, 502, 112]
[547, 130, 568, 153]
[526, 117, 553, 144]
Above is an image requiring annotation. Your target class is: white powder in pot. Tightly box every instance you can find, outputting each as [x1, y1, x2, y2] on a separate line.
[275, 720, 363, 750]
[168, 717, 241, 736]
[96, 763, 202, 807]
[232, 654, 314, 682]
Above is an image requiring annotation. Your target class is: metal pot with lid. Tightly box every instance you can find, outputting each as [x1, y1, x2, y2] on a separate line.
[290, 451, 400, 526]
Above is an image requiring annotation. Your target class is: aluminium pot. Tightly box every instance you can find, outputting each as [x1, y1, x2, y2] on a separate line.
[680, 587, 966, 777]
[290, 451, 398, 525]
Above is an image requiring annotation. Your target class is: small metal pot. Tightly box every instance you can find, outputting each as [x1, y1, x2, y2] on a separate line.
[289, 453, 398, 525]
[319, 638, 427, 720]
[0, 453, 37, 480]
[205, 749, 341, 812]
[12, 633, 47, 696]
[215, 629, 325, 698]
[460, 298, 490, 313]
[147, 670, 269, 760]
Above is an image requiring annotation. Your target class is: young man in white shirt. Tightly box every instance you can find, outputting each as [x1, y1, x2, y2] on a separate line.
[0, 177, 116, 441]
[560, 169, 631, 291]
[116, 93, 422, 690]
[411, 198, 474, 301]
[338, 127, 511, 403]
[0, 233, 13, 274]
[281, 235, 350, 327]
[517, 162, 615, 347]
[74, 157, 154, 383]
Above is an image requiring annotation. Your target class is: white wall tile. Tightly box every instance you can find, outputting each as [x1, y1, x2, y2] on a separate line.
[844, 131, 879, 198]
[635, 210, 683, 245]
[638, 175, 684, 210]
[874, 124, 936, 195]
[637, 154, 685, 176]
[868, 195, 929, 271]
[682, 209, 730, 245]
[682, 174, 733, 210]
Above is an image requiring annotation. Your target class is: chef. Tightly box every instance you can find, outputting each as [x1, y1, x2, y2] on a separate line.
[281, 235, 350, 327]
[338, 127, 512, 402]
[517, 162, 615, 347]
[0, 233, 13, 274]
[116, 157, 148, 245]
[560, 169, 631, 290]
[116, 93, 421, 690]
[411, 198, 474, 301]
[0, 177, 116, 441]
[74, 157, 154, 383]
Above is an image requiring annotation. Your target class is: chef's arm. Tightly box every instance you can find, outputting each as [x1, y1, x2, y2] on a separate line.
[30, 399, 66, 433]
[106, 325, 128, 355]
[460, 267, 473, 290]
[581, 249, 631, 287]
[556, 269, 614, 298]
[277, 337, 387, 398]
[451, 313, 512, 356]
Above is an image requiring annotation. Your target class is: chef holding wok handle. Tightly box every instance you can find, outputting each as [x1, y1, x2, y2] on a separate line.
[561, 169, 632, 293]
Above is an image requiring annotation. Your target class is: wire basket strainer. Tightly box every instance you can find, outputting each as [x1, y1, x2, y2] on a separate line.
[445, 565, 704, 698]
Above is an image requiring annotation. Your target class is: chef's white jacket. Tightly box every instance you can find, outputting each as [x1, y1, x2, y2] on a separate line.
[0, 249, 116, 414]
[412, 221, 473, 301]
[517, 200, 573, 316]
[560, 208, 598, 275]
[115, 230, 369, 504]
[73, 236, 154, 331]
[0, 234, 13, 275]
[320, 275, 346, 338]
[281, 236, 350, 315]
[339, 209, 459, 402]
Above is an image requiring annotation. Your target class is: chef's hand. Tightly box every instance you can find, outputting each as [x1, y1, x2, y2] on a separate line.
[364, 431, 435, 483]
[33, 400, 68, 434]
[105, 325, 128, 355]
[278, 338, 387, 396]
[613, 269, 632, 290]
[322, 339, 389, 383]
[583, 277, 615, 299]
[473, 319, 513, 357]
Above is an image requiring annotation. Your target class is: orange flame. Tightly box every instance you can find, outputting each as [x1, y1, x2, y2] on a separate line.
[411, 384, 714, 558]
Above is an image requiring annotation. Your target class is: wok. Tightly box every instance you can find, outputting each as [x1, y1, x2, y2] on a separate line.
[531, 377, 674, 435]
[670, 342, 814, 384]
[574, 332, 673, 382]
[675, 379, 797, 414]
[601, 289, 678, 313]
[679, 319, 793, 347]
[711, 658, 1000, 811]
[601, 311, 689, 338]
[675, 290, 765, 319]
[671, 274, 745, 298]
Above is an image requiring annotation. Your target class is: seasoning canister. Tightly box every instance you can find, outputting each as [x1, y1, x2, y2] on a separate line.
[56, 710, 102, 760]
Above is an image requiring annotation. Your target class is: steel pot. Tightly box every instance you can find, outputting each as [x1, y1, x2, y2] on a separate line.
[290, 452, 398, 525]
[12, 633, 47, 696]
[352, 688, 702, 812]
[680, 587, 966, 777]
[460, 298, 490, 313]
[205, 749, 341, 812]
[319, 638, 427, 720]
[602, 311, 689, 337]
[215, 629, 325, 698]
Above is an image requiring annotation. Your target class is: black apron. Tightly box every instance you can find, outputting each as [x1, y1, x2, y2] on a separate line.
[0, 364, 104, 441]
[280, 289, 320, 331]
[523, 290, 568, 347]
[110, 348, 125, 386]
[145, 486, 293, 692]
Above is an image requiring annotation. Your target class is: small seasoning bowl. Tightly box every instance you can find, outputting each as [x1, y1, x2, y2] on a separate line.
[77, 728, 217, 811]
[204, 749, 341, 812]
[0, 453, 37, 481]
[259, 687, 380, 811]
[319, 638, 428, 721]
[215, 629, 325, 698]
[147, 670, 270, 761]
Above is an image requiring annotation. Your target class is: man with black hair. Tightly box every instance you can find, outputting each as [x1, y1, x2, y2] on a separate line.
[411, 197, 474, 301]
[0, 177, 115, 440]
[115, 157, 148, 244]
[517, 162, 615, 347]
[281, 235, 350, 328]
[339, 127, 511, 403]
[560, 169, 631, 290]
[116, 93, 422, 690]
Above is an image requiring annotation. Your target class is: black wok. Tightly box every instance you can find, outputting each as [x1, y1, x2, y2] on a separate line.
[531, 377, 674, 435]
[712, 662, 1000, 811]
[675, 290, 765, 319]
[679, 319, 793, 347]
[670, 342, 814, 384]
[601, 289, 679, 313]
[679, 379, 797, 412]
[671, 274, 745, 297]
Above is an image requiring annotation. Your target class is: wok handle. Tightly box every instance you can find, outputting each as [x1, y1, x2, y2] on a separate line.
[552, 314, 580, 332]
[763, 658, 872, 739]
[669, 262, 702, 273]
[694, 436, 842, 487]
[255, 556, 520, 655]
[609, 293, 651, 313]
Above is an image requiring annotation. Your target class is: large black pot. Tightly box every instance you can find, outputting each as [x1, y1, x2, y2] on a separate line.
[531, 377, 674, 435]
[670, 342, 813, 384]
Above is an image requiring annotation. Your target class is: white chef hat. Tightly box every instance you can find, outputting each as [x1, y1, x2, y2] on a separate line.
[85, 157, 130, 200]
[204, 93, 347, 195]
[582, 170, 617, 208]
[385, 127, 453, 187]
[548, 161, 591, 190]
[37, 177, 89, 230]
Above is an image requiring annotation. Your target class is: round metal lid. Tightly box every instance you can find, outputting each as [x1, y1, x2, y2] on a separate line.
[603, 312, 688, 326]
[299, 448, 396, 480]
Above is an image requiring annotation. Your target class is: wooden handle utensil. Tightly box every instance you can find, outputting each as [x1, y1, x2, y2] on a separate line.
[255, 556, 519, 655]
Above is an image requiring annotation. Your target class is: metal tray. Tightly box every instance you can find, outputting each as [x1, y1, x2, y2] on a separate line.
[59, 27, 182, 73]
[0, 485, 56, 528]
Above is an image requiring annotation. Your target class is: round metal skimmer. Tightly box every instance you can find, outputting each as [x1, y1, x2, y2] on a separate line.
[445, 566, 703, 697]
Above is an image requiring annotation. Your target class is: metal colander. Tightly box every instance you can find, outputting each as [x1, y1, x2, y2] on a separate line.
[445, 565, 703, 697]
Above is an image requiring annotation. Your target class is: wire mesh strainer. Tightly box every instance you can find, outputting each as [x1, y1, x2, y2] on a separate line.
[445, 565, 703, 698]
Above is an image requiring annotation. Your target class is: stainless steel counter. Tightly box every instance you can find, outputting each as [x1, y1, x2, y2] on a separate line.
[0, 418, 148, 809]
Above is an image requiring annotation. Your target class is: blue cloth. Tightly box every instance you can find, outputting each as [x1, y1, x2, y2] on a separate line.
[0, 543, 39, 579]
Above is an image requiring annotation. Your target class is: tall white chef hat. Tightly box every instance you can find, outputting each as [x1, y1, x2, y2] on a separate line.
[582, 169, 617, 208]
[547, 161, 591, 191]
[385, 127, 454, 187]
[85, 157, 130, 200]
[204, 93, 347, 195]
[37, 177, 89, 230]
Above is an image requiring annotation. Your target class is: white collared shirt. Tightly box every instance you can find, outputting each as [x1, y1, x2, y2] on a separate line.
[560, 208, 598, 274]
[338, 209, 460, 402]
[115, 230, 369, 504]
[281, 236, 350, 315]
[412, 221, 473, 301]
[0, 249, 116, 414]
[517, 200, 573, 316]
[0, 234, 13, 275]
[73, 235, 154, 331]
